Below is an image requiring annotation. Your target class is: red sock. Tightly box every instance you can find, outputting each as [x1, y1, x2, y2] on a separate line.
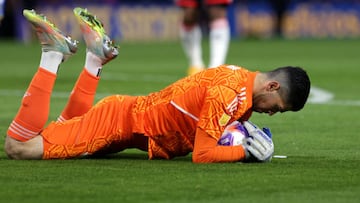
[58, 69, 99, 122]
[7, 68, 56, 142]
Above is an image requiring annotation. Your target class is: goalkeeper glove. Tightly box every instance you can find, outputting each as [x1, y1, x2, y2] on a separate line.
[242, 121, 274, 162]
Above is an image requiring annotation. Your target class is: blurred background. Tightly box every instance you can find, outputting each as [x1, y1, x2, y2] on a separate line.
[1, 0, 360, 42]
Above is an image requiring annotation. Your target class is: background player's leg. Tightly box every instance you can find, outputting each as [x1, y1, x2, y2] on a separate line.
[208, 5, 230, 68]
[7, 9, 77, 142]
[179, 7, 205, 75]
[58, 8, 119, 122]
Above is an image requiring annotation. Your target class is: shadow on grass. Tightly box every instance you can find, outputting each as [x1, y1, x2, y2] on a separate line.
[86, 150, 193, 162]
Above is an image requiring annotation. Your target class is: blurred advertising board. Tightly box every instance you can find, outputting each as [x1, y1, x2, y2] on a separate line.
[16, 1, 360, 42]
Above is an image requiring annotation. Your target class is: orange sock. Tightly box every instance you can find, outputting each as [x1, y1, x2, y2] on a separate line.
[58, 69, 99, 122]
[7, 68, 56, 142]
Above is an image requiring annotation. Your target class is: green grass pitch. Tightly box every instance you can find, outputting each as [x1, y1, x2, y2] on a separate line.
[0, 38, 359, 203]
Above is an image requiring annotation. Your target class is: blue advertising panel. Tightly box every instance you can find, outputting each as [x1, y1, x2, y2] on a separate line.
[15, 1, 360, 42]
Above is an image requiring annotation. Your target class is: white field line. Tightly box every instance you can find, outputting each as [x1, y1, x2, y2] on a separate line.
[0, 89, 115, 100]
[308, 86, 360, 106]
[0, 86, 359, 106]
[308, 86, 334, 104]
[101, 73, 180, 83]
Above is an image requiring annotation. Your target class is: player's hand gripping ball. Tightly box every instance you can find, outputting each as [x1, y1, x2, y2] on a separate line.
[217, 121, 248, 146]
[218, 120, 274, 162]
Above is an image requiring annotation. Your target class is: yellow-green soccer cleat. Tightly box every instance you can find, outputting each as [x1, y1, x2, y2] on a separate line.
[73, 7, 118, 64]
[23, 9, 78, 60]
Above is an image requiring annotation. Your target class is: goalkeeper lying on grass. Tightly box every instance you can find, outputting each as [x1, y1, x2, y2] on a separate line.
[5, 8, 311, 163]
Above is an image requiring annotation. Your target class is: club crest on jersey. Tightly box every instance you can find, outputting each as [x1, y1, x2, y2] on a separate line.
[219, 113, 231, 126]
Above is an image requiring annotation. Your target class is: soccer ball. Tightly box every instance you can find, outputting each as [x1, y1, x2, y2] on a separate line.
[218, 121, 248, 146]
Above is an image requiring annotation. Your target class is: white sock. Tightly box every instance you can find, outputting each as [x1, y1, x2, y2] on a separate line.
[208, 18, 230, 68]
[39, 51, 63, 74]
[180, 24, 204, 68]
[85, 51, 103, 77]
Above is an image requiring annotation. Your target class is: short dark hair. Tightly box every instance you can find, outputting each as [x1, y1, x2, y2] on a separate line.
[268, 66, 311, 111]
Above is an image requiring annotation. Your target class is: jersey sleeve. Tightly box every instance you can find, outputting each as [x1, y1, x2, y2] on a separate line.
[192, 85, 250, 163]
[192, 127, 247, 163]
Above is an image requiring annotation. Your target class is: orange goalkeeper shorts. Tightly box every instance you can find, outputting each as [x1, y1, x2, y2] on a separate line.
[41, 95, 138, 159]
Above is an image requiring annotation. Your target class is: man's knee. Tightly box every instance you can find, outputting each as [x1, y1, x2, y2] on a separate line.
[4, 136, 43, 160]
[207, 5, 228, 21]
[182, 7, 199, 25]
[5, 136, 23, 159]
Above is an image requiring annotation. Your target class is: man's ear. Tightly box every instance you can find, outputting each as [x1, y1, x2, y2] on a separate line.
[266, 81, 280, 91]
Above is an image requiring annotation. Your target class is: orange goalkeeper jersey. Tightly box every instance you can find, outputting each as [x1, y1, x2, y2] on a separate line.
[42, 65, 256, 162]
[132, 65, 257, 162]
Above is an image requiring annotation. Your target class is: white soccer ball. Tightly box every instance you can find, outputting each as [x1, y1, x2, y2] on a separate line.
[218, 121, 248, 146]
